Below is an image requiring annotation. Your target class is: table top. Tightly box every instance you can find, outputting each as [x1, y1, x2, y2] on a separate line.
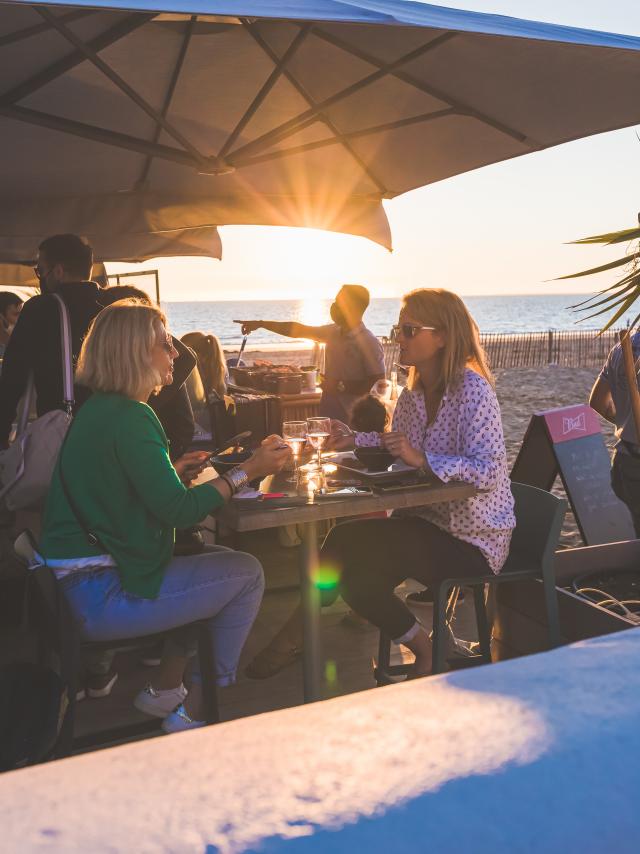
[218, 473, 475, 532]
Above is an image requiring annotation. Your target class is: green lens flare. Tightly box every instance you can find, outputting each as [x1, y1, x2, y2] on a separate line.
[315, 565, 339, 591]
[325, 660, 337, 685]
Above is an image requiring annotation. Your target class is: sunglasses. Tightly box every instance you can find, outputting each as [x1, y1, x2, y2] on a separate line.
[392, 323, 436, 341]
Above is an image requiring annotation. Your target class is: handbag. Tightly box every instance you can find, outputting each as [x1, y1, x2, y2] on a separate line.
[0, 293, 74, 511]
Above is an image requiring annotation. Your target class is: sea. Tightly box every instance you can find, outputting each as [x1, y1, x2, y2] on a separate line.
[163, 293, 616, 351]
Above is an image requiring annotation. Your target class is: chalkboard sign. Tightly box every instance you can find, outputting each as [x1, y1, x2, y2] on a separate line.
[511, 404, 635, 546]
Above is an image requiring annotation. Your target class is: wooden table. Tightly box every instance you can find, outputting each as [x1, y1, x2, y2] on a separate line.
[219, 472, 475, 703]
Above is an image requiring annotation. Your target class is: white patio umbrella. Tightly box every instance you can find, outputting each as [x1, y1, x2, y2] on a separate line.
[1, 0, 640, 261]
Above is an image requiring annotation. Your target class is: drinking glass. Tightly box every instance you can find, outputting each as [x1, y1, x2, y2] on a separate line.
[282, 420, 307, 484]
[306, 416, 331, 476]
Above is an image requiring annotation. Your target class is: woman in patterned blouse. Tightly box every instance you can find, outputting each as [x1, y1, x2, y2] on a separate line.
[325, 287, 516, 676]
[246, 288, 515, 680]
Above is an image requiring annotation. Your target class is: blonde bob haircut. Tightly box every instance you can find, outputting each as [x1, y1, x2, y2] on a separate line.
[402, 288, 493, 392]
[76, 299, 167, 398]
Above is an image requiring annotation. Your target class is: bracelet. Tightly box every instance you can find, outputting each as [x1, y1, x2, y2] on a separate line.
[219, 473, 235, 495]
[225, 466, 250, 494]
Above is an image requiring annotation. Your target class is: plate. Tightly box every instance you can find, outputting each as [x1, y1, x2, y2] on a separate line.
[333, 453, 418, 481]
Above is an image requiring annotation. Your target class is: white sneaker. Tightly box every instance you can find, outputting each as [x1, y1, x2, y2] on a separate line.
[161, 703, 206, 734]
[133, 683, 187, 718]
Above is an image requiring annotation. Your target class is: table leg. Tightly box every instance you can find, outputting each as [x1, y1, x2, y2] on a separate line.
[299, 519, 322, 702]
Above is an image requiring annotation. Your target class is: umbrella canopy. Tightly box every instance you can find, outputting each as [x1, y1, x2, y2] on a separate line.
[1, 0, 640, 260]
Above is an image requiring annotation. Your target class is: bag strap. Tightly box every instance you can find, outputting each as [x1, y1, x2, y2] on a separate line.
[57, 426, 104, 551]
[51, 293, 74, 417]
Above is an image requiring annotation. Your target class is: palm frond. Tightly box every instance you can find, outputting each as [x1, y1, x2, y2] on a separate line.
[555, 252, 639, 280]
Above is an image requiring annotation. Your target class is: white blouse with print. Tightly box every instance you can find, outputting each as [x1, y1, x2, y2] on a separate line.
[356, 369, 515, 573]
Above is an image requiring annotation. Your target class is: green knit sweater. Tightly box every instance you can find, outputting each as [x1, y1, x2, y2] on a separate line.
[40, 393, 224, 598]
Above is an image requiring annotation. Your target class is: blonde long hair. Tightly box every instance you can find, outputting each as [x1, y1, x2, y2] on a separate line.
[402, 288, 493, 391]
[76, 300, 166, 398]
[181, 331, 227, 399]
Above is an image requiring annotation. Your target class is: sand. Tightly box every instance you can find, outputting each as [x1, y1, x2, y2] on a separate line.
[228, 348, 614, 549]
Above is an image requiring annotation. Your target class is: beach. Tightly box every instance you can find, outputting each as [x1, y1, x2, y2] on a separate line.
[228, 348, 613, 548]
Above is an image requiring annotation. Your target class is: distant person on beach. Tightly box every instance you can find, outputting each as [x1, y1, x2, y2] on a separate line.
[235, 284, 385, 422]
[38, 300, 290, 732]
[0, 234, 101, 448]
[0, 292, 23, 357]
[590, 334, 640, 535]
[245, 288, 515, 680]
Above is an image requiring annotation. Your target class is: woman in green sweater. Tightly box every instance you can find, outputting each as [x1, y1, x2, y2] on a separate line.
[39, 300, 290, 733]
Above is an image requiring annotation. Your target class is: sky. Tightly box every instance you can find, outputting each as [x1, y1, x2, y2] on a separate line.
[110, 0, 640, 302]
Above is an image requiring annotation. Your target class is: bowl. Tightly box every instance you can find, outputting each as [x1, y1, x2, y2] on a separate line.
[211, 450, 261, 489]
[354, 447, 395, 472]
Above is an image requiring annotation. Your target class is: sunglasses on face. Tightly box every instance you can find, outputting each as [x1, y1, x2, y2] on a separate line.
[392, 323, 437, 341]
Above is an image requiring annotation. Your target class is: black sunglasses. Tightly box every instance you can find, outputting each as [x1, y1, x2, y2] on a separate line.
[392, 323, 437, 341]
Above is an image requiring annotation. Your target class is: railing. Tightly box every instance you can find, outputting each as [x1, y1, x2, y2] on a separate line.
[479, 328, 623, 369]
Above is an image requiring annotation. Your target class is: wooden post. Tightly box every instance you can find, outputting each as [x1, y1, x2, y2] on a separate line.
[620, 330, 640, 443]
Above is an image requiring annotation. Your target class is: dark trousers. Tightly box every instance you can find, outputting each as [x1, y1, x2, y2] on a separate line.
[611, 449, 640, 537]
[320, 516, 490, 640]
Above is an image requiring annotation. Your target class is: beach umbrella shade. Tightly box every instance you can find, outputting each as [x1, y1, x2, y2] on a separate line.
[1, 1, 640, 260]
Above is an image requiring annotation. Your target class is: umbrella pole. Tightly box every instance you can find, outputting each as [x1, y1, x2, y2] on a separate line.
[620, 330, 640, 442]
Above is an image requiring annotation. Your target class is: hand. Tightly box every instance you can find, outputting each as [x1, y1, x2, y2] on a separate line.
[242, 435, 291, 480]
[381, 432, 425, 469]
[174, 451, 211, 485]
[233, 319, 261, 335]
[327, 420, 355, 451]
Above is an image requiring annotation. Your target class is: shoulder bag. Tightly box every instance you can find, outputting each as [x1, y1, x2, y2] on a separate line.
[0, 293, 74, 511]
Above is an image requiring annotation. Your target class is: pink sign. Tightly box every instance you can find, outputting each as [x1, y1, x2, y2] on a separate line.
[539, 404, 601, 444]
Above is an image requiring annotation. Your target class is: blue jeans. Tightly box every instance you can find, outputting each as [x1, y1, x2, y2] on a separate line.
[60, 546, 264, 687]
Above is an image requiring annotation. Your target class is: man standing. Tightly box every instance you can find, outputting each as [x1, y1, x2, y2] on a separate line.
[590, 333, 640, 535]
[0, 234, 101, 447]
[236, 284, 385, 422]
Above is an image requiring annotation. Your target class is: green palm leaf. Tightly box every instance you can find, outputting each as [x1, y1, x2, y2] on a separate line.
[557, 215, 640, 332]
[556, 252, 639, 280]
[570, 227, 640, 246]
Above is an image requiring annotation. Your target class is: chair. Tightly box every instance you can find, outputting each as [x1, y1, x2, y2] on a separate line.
[375, 483, 567, 682]
[16, 534, 220, 757]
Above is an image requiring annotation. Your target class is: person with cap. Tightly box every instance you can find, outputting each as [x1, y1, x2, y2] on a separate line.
[235, 284, 385, 423]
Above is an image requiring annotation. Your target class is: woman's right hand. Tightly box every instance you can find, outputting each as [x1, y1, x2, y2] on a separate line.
[241, 435, 291, 480]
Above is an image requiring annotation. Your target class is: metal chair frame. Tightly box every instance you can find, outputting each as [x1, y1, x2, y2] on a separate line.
[375, 483, 567, 682]
[30, 564, 220, 757]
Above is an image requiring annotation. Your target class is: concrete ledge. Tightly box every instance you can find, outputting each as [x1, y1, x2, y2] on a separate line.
[3, 629, 640, 852]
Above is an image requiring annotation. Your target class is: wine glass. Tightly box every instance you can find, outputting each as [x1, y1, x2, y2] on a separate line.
[282, 420, 307, 484]
[306, 416, 331, 477]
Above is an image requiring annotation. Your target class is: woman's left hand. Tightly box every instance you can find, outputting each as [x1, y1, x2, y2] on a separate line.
[174, 451, 211, 485]
[381, 432, 425, 469]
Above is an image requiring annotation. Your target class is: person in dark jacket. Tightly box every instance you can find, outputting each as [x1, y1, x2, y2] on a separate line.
[0, 234, 101, 447]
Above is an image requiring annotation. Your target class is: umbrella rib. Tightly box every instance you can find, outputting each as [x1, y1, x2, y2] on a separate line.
[0, 9, 95, 49]
[227, 30, 458, 162]
[35, 7, 214, 170]
[312, 27, 542, 149]
[229, 109, 456, 169]
[242, 21, 388, 195]
[0, 104, 202, 170]
[0, 13, 150, 106]
[136, 15, 196, 188]
[217, 23, 312, 160]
